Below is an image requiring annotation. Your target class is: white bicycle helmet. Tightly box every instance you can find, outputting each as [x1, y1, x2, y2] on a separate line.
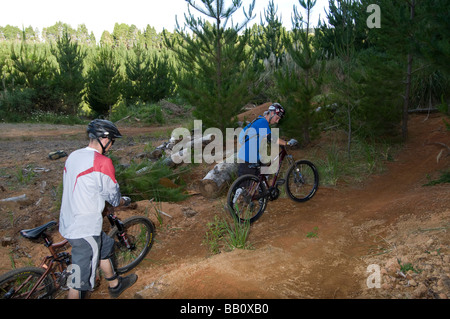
[268, 103, 285, 119]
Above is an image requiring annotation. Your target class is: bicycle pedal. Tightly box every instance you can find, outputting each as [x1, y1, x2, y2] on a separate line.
[275, 179, 285, 186]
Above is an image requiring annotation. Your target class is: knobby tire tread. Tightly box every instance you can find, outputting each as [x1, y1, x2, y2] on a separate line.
[285, 160, 319, 202]
[227, 174, 268, 224]
[108, 216, 154, 274]
[0, 266, 54, 299]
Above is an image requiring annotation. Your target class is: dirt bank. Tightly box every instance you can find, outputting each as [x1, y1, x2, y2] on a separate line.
[0, 113, 448, 300]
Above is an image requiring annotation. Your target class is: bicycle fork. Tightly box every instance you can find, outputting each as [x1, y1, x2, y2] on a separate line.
[107, 214, 134, 250]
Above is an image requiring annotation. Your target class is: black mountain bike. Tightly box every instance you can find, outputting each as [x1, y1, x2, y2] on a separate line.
[0, 201, 154, 299]
[227, 145, 319, 224]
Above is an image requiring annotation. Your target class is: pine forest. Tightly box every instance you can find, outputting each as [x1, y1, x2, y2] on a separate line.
[0, 0, 449, 146]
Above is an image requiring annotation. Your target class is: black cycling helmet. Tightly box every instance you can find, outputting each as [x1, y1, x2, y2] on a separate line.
[87, 119, 122, 139]
[87, 119, 122, 154]
[268, 103, 285, 119]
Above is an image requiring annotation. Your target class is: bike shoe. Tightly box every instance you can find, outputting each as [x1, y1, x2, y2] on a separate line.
[108, 274, 138, 298]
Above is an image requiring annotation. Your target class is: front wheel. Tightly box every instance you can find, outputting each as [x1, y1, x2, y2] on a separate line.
[0, 267, 55, 299]
[285, 160, 319, 202]
[227, 174, 268, 224]
[109, 216, 155, 274]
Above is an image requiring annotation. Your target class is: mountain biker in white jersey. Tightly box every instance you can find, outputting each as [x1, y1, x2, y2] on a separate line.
[59, 119, 136, 299]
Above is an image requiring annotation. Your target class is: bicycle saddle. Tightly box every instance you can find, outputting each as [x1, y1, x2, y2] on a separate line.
[20, 221, 57, 240]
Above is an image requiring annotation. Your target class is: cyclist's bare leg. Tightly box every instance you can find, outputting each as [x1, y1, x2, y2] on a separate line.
[67, 288, 79, 299]
[66, 259, 117, 299]
[100, 259, 119, 288]
[67, 288, 90, 299]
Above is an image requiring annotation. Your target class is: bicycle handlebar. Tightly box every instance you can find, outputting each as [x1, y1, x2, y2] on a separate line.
[102, 197, 133, 217]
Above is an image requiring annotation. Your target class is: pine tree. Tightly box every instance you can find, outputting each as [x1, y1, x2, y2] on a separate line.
[254, 0, 285, 68]
[0, 25, 22, 41]
[143, 25, 163, 50]
[165, 0, 257, 132]
[417, 0, 450, 75]
[361, 0, 422, 140]
[51, 32, 86, 115]
[123, 47, 174, 104]
[315, 0, 367, 59]
[414, 0, 449, 113]
[10, 39, 47, 88]
[276, 0, 324, 145]
[43, 22, 75, 43]
[123, 47, 147, 104]
[100, 31, 114, 47]
[327, 0, 362, 158]
[9, 35, 59, 114]
[357, 48, 403, 139]
[85, 47, 122, 117]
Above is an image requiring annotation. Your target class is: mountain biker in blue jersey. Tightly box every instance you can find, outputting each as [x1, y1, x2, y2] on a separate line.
[237, 103, 293, 176]
[59, 119, 136, 299]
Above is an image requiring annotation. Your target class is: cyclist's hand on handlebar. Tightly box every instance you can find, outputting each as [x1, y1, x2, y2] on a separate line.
[121, 196, 131, 207]
[287, 139, 298, 147]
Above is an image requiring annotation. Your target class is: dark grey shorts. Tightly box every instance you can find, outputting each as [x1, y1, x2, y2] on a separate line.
[67, 232, 115, 291]
[238, 162, 259, 177]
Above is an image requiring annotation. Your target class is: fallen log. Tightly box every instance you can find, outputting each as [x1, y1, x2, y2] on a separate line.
[163, 133, 215, 167]
[145, 130, 238, 198]
[195, 154, 238, 198]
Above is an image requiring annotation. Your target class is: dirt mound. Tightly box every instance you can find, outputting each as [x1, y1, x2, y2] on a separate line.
[124, 114, 449, 300]
[237, 102, 272, 122]
[0, 112, 449, 300]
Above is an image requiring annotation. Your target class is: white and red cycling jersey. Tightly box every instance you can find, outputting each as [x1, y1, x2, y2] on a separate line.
[59, 147, 121, 239]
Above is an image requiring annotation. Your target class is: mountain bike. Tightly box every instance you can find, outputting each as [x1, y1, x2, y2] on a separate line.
[227, 144, 319, 224]
[0, 200, 154, 299]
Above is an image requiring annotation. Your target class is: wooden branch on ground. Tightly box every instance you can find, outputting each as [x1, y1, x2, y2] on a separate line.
[426, 141, 450, 163]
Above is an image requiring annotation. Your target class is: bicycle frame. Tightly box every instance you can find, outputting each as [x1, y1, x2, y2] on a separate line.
[6, 203, 140, 299]
[259, 145, 294, 190]
[229, 142, 318, 223]
[18, 211, 127, 299]
[22, 237, 69, 299]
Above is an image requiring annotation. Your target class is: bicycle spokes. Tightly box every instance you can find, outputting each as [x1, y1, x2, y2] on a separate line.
[109, 216, 154, 274]
[0, 270, 53, 299]
[228, 175, 267, 223]
[293, 167, 305, 184]
[285, 160, 319, 202]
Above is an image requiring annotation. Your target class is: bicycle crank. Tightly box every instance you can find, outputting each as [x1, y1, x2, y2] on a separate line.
[268, 187, 280, 201]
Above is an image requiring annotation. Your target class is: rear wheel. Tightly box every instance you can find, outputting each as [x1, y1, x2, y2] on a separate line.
[109, 216, 155, 274]
[0, 267, 54, 299]
[227, 174, 268, 224]
[285, 160, 319, 202]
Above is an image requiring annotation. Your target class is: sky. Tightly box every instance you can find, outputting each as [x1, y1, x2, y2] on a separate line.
[1, 0, 329, 40]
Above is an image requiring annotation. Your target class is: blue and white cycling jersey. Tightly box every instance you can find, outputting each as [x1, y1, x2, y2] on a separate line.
[238, 116, 275, 163]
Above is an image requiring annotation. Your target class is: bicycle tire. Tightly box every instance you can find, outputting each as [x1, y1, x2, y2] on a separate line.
[0, 266, 55, 299]
[285, 160, 319, 202]
[108, 216, 155, 274]
[227, 174, 268, 224]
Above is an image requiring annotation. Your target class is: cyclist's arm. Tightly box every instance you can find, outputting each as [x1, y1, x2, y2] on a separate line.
[264, 130, 286, 146]
[277, 138, 287, 146]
